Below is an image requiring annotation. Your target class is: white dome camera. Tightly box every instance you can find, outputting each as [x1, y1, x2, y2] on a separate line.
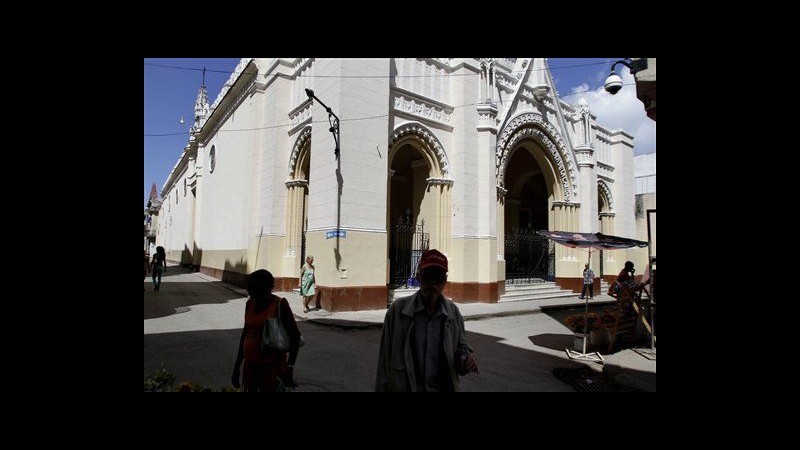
[604, 70, 623, 95]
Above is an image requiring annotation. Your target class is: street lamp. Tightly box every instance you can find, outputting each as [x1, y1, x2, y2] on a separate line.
[604, 58, 648, 95]
[305, 88, 340, 158]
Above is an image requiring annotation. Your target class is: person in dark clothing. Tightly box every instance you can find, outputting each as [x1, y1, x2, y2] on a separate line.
[232, 269, 302, 392]
[376, 249, 479, 392]
[150, 246, 166, 291]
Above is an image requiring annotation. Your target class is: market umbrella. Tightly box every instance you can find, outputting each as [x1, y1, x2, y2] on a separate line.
[536, 230, 648, 361]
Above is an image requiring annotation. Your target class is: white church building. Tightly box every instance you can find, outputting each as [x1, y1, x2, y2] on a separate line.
[153, 58, 646, 311]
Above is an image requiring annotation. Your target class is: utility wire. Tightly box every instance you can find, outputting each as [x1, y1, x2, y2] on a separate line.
[144, 59, 617, 79]
[144, 82, 636, 137]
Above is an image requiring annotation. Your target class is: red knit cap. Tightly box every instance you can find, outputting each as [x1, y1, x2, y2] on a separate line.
[418, 249, 448, 272]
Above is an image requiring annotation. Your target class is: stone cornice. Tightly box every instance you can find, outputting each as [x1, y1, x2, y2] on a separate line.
[599, 212, 616, 218]
[552, 201, 581, 208]
[597, 161, 615, 172]
[426, 177, 454, 187]
[449, 59, 481, 73]
[287, 99, 313, 135]
[199, 60, 257, 147]
[477, 103, 499, 132]
[418, 58, 452, 71]
[285, 179, 309, 188]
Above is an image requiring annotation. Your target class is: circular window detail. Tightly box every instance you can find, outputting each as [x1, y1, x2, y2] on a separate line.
[209, 146, 216, 173]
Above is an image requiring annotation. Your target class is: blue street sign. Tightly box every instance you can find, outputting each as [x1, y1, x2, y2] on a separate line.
[326, 230, 346, 239]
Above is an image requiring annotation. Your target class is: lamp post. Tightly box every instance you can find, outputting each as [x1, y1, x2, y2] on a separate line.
[604, 58, 648, 95]
[305, 88, 340, 159]
[305, 88, 344, 267]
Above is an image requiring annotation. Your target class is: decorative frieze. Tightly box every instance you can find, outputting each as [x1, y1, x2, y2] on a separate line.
[288, 99, 312, 133]
[392, 92, 452, 127]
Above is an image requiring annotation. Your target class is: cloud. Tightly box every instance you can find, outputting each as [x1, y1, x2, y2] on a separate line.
[563, 67, 655, 156]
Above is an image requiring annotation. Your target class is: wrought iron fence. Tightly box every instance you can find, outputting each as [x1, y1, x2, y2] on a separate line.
[390, 219, 429, 289]
[505, 228, 554, 284]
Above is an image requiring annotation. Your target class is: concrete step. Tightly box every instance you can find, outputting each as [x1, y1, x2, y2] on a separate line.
[499, 290, 578, 303]
[389, 288, 419, 302]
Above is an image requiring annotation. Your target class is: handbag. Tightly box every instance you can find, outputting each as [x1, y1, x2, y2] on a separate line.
[262, 298, 290, 352]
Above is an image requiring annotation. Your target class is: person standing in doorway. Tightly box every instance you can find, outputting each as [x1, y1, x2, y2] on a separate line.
[375, 249, 479, 392]
[150, 246, 166, 291]
[300, 255, 320, 313]
[579, 262, 595, 299]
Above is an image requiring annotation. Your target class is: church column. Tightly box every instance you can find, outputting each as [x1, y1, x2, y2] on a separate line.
[496, 186, 506, 260]
[285, 179, 308, 256]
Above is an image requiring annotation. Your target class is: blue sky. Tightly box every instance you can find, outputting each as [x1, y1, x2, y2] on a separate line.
[144, 58, 655, 206]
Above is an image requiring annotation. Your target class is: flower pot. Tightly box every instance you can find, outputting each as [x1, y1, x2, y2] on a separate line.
[573, 333, 586, 352]
[589, 329, 605, 346]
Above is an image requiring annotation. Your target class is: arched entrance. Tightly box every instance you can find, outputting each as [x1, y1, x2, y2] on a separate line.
[496, 112, 579, 285]
[285, 128, 311, 273]
[387, 123, 452, 289]
[597, 180, 615, 278]
[503, 143, 554, 283]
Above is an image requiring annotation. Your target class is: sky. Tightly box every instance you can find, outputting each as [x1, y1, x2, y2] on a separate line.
[144, 58, 655, 207]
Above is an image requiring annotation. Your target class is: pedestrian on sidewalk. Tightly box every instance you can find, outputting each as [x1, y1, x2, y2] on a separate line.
[579, 262, 594, 299]
[150, 246, 166, 291]
[232, 269, 302, 392]
[375, 249, 479, 392]
[300, 255, 320, 312]
[144, 250, 150, 292]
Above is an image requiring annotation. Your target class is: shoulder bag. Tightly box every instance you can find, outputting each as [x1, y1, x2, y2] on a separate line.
[262, 298, 290, 352]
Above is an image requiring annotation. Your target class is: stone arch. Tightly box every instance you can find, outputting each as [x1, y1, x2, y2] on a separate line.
[598, 179, 614, 213]
[389, 122, 450, 179]
[288, 126, 311, 178]
[496, 112, 578, 202]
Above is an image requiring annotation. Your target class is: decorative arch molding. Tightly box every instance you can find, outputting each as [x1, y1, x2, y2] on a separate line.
[496, 112, 578, 201]
[598, 179, 614, 213]
[389, 122, 451, 179]
[287, 126, 311, 178]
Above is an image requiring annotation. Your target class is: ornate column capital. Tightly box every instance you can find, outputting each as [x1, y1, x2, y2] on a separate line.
[285, 179, 309, 189]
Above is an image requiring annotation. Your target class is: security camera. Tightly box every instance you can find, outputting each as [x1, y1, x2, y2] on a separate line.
[604, 70, 623, 95]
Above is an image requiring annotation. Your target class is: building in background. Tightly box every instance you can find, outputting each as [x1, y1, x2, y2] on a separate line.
[152, 58, 643, 310]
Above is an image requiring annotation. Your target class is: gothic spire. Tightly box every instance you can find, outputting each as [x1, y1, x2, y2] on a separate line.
[192, 68, 209, 133]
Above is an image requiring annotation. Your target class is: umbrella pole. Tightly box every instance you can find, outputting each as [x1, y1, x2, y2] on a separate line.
[566, 247, 604, 363]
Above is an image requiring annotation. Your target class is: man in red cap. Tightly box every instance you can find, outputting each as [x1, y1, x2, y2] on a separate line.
[376, 249, 479, 392]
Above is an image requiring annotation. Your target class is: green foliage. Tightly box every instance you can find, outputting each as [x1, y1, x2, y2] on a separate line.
[144, 364, 241, 392]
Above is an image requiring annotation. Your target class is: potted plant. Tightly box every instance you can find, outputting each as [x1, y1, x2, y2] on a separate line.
[565, 313, 603, 349]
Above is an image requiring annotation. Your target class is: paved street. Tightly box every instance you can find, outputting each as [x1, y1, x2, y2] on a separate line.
[145, 266, 629, 392]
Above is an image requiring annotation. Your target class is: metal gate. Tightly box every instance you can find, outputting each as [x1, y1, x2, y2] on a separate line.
[390, 219, 429, 289]
[505, 228, 554, 284]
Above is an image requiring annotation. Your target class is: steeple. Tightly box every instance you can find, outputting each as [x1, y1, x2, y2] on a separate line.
[191, 67, 209, 133]
[148, 182, 158, 202]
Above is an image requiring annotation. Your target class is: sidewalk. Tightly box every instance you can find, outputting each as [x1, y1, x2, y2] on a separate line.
[197, 269, 617, 327]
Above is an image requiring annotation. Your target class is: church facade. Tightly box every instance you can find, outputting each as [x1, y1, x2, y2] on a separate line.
[154, 58, 643, 311]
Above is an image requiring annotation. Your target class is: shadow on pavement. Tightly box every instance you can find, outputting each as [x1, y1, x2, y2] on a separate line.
[144, 281, 245, 320]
